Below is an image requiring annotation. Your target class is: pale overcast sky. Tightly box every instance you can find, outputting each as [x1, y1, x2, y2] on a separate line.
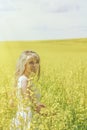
[0, 0, 87, 40]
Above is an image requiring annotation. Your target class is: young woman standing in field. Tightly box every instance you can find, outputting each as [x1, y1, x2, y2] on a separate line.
[10, 50, 45, 130]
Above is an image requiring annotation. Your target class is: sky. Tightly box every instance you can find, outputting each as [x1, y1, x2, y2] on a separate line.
[0, 0, 87, 40]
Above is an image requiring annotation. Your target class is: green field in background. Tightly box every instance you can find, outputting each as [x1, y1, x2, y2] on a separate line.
[0, 38, 87, 130]
[0, 38, 87, 70]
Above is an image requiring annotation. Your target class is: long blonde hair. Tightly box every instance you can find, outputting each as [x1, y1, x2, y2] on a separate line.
[14, 50, 40, 87]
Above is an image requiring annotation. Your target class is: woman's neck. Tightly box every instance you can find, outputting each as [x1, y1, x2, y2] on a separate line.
[23, 71, 30, 78]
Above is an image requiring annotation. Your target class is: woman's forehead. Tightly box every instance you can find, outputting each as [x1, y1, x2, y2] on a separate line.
[27, 55, 39, 61]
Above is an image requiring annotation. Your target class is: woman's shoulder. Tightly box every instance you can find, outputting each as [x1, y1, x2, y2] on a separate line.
[17, 75, 28, 88]
[18, 75, 28, 81]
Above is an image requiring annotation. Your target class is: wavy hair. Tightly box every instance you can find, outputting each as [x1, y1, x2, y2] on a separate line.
[14, 50, 40, 87]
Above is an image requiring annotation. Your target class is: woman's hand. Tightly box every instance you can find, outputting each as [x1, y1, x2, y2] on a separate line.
[35, 103, 45, 113]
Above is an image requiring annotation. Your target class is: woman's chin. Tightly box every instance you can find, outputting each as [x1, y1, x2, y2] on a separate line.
[31, 71, 36, 76]
[32, 69, 37, 73]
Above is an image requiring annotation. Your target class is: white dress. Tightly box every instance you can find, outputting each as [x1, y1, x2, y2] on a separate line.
[10, 75, 40, 130]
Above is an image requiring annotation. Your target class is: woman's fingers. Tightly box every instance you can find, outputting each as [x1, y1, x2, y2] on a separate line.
[39, 103, 46, 108]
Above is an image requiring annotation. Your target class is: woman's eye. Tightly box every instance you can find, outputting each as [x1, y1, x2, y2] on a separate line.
[36, 61, 39, 64]
[36, 60, 39, 64]
[29, 60, 39, 65]
[29, 61, 34, 64]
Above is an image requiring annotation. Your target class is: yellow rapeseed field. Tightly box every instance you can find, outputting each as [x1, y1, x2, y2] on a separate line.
[0, 39, 87, 130]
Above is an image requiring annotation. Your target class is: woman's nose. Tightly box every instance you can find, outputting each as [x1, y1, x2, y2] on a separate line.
[33, 63, 36, 66]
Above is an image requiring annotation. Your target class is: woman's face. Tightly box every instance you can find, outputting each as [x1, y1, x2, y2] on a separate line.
[25, 56, 40, 75]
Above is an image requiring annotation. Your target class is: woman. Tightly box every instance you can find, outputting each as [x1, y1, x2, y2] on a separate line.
[10, 50, 45, 130]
